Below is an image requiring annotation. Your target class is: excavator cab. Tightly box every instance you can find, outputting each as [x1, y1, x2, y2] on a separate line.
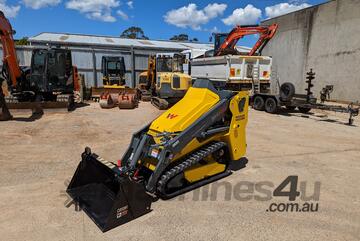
[213, 33, 229, 54]
[30, 48, 74, 93]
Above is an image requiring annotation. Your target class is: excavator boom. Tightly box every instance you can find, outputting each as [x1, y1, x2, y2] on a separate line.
[215, 24, 278, 56]
[0, 11, 22, 88]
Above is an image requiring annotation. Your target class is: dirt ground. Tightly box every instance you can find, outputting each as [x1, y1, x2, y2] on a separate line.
[0, 102, 359, 241]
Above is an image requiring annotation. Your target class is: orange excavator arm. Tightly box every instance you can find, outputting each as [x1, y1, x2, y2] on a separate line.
[215, 24, 278, 56]
[0, 11, 22, 87]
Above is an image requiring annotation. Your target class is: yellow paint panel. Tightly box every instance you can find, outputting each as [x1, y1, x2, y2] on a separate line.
[103, 85, 126, 89]
[149, 87, 220, 134]
[222, 91, 248, 160]
[158, 73, 171, 83]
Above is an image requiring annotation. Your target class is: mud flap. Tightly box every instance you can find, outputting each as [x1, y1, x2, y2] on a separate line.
[67, 149, 152, 232]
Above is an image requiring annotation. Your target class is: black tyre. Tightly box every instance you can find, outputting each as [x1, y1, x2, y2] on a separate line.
[253, 96, 265, 111]
[264, 97, 278, 114]
[298, 107, 311, 113]
[285, 105, 296, 111]
[280, 82, 295, 101]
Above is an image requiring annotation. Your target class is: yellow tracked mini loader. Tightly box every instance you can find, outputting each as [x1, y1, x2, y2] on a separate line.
[67, 79, 248, 232]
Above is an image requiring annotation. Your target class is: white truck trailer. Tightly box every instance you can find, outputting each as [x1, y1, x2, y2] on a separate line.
[190, 55, 272, 93]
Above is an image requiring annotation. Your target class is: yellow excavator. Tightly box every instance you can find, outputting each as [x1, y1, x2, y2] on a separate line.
[138, 53, 192, 109]
[67, 79, 249, 232]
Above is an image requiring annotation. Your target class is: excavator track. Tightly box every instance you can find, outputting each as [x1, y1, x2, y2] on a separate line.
[4, 94, 75, 111]
[151, 97, 169, 110]
[157, 141, 230, 199]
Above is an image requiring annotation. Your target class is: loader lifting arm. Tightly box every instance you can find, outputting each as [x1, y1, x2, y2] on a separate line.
[215, 24, 278, 56]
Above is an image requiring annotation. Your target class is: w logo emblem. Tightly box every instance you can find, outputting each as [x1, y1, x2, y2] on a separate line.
[166, 113, 178, 119]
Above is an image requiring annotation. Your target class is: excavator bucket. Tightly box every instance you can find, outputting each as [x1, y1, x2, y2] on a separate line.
[97, 88, 139, 109]
[99, 92, 119, 108]
[118, 89, 139, 109]
[67, 148, 152, 232]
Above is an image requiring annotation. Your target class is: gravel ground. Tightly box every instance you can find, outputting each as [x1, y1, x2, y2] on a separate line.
[0, 102, 359, 241]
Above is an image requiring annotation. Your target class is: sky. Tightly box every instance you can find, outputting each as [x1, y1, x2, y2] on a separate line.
[2, 0, 328, 46]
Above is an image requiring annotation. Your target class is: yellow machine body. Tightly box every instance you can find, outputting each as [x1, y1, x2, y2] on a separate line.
[66, 80, 249, 232]
[145, 85, 248, 183]
[156, 72, 192, 93]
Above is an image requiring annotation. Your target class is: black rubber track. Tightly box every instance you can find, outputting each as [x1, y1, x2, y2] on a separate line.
[157, 141, 227, 197]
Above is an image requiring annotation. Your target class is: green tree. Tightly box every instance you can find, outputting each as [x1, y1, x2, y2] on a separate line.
[170, 34, 198, 42]
[170, 34, 189, 41]
[15, 37, 29, 45]
[120, 27, 148, 40]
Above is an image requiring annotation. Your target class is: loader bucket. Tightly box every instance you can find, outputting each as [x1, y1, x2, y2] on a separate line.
[67, 148, 152, 232]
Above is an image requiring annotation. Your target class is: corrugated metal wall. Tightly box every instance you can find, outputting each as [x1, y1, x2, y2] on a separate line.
[0, 46, 33, 67]
[1, 45, 179, 88]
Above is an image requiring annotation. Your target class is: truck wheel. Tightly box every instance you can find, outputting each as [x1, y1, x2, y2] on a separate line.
[265, 98, 278, 114]
[280, 82, 295, 101]
[298, 107, 311, 113]
[253, 96, 265, 111]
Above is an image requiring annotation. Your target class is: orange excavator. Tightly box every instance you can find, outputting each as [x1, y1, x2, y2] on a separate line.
[137, 55, 156, 101]
[213, 24, 278, 56]
[0, 11, 79, 121]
